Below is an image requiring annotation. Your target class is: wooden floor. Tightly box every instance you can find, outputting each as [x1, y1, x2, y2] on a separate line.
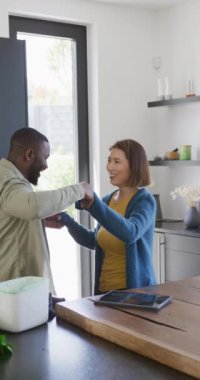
[56, 276, 200, 379]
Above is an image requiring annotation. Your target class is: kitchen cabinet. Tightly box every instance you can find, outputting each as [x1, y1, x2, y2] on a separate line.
[164, 233, 200, 282]
[153, 226, 200, 284]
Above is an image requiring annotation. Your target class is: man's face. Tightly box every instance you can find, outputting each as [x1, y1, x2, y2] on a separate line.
[28, 141, 50, 185]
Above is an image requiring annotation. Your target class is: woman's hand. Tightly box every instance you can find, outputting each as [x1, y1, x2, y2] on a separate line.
[80, 182, 94, 209]
[44, 214, 63, 229]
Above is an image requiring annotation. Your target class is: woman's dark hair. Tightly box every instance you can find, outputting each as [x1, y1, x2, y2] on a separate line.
[110, 139, 151, 187]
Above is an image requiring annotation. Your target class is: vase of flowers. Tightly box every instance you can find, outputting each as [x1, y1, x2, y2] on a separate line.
[183, 206, 200, 228]
[170, 185, 200, 228]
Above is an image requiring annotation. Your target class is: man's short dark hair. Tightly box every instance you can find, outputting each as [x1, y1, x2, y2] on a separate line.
[10, 128, 48, 149]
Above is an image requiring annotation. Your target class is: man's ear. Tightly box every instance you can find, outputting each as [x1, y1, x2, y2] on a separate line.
[24, 147, 34, 161]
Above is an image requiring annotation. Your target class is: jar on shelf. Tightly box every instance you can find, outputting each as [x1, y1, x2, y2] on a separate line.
[179, 145, 191, 160]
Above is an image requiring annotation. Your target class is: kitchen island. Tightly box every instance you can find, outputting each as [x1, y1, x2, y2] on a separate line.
[55, 276, 200, 379]
[0, 300, 195, 380]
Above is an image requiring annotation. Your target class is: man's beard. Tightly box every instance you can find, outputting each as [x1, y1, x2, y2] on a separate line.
[28, 164, 40, 185]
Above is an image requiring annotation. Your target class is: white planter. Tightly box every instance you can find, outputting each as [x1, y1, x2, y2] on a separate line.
[0, 277, 49, 332]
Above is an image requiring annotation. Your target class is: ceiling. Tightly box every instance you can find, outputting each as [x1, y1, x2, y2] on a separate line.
[88, 0, 187, 11]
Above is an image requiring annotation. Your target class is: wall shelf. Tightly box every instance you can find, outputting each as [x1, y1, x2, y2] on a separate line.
[147, 95, 200, 108]
[149, 160, 200, 166]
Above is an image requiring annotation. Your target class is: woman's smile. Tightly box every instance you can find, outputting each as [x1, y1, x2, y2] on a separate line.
[107, 148, 131, 187]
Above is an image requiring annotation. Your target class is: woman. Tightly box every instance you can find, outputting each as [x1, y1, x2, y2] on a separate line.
[60, 139, 157, 294]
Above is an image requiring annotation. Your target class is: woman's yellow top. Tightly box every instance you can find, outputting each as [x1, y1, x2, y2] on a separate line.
[97, 192, 135, 292]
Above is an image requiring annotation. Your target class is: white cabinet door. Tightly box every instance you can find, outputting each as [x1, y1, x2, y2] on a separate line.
[165, 234, 200, 282]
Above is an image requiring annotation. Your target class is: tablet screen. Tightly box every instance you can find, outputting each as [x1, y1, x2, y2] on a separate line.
[95, 290, 172, 310]
[100, 291, 157, 306]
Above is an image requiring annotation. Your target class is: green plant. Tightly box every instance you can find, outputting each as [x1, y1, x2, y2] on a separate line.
[0, 335, 13, 357]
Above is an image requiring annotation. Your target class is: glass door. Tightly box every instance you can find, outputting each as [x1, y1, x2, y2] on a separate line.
[10, 17, 91, 299]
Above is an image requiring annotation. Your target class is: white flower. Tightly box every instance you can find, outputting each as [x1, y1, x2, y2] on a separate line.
[170, 186, 200, 207]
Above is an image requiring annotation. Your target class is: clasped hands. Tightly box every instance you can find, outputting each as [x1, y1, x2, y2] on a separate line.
[44, 181, 94, 229]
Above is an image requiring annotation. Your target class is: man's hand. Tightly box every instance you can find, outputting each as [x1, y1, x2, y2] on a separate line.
[80, 182, 94, 208]
[44, 214, 63, 229]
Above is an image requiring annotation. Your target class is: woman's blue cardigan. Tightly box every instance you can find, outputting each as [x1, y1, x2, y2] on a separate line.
[60, 187, 157, 294]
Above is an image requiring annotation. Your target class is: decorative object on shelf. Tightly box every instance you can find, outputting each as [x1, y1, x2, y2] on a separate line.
[186, 79, 195, 97]
[155, 76, 172, 101]
[157, 78, 164, 100]
[183, 206, 200, 228]
[194, 79, 200, 96]
[153, 155, 162, 162]
[152, 56, 163, 100]
[152, 56, 161, 70]
[179, 145, 191, 160]
[165, 148, 179, 160]
[164, 77, 172, 100]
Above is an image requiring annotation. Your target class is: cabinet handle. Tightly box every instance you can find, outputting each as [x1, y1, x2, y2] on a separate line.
[158, 236, 165, 283]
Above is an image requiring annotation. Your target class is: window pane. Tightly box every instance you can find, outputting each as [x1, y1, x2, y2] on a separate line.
[18, 32, 80, 299]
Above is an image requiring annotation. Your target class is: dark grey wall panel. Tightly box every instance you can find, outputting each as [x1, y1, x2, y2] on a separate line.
[0, 37, 28, 158]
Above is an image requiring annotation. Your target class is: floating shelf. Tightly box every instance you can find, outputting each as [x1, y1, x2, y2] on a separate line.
[149, 160, 200, 166]
[147, 95, 200, 108]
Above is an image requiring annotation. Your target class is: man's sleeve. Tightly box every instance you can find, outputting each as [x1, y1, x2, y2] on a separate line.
[1, 181, 85, 220]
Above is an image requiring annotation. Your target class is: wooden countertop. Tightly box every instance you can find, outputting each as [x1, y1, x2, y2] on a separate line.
[56, 276, 200, 379]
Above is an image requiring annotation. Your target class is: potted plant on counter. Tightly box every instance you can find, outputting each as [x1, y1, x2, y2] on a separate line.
[170, 185, 200, 228]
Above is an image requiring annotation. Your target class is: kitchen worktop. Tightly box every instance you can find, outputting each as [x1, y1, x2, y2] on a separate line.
[0, 316, 193, 380]
[155, 220, 200, 237]
[56, 276, 200, 379]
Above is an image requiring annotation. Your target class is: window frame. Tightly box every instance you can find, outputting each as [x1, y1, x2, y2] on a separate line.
[9, 16, 92, 296]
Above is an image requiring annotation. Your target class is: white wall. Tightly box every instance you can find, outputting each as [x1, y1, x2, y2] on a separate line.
[151, 0, 200, 217]
[1, 0, 200, 219]
[0, 0, 158, 192]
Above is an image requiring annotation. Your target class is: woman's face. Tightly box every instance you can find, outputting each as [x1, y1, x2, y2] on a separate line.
[107, 148, 132, 187]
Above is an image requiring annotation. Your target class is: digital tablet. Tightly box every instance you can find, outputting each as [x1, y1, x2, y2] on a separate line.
[94, 290, 173, 311]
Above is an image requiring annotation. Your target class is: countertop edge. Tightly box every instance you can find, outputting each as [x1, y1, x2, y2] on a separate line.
[155, 221, 200, 238]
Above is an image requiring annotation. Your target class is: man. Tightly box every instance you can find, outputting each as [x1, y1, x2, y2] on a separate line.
[0, 127, 93, 295]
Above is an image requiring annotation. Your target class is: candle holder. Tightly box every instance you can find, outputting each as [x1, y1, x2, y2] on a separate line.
[164, 77, 172, 100]
[164, 94, 172, 100]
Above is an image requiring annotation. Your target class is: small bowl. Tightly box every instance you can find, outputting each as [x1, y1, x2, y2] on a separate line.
[165, 151, 179, 160]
